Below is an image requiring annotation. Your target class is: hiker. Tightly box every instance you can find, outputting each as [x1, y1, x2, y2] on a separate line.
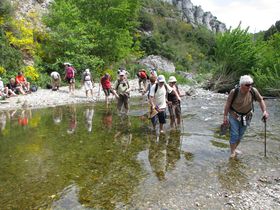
[63, 62, 75, 94]
[117, 67, 129, 79]
[0, 77, 17, 98]
[114, 71, 130, 114]
[100, 73, 119, 105]
[223, 75, 269, 158]
[7, 78, 26, 95]
[150, 63, 158, 77]
[15, 71, 30, 92]
[50, 71, 61, 91]
[82, 69, 94, 98]
[167, 76, 182, 128]
[142, 75, 158, 119]
[149, 75, 181, 133]
[137, 69, 148, 91]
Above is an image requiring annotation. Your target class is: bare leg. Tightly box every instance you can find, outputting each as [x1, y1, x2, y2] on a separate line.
[160, 123, 164, 133]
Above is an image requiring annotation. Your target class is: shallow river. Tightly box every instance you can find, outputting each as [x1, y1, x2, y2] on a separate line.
[0, 94, 279, 209]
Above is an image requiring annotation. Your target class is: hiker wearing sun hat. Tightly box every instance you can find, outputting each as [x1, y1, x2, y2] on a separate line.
[149, 75, 180, 133]
[167, 76, 182, 128]
[82, 68, 94, 98]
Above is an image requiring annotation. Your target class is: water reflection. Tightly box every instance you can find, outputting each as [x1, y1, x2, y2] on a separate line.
[102, 109, 113, 130]
[85, 106, 94, 132]
[67, 105, 77, 134]
[53, 106, 63, 125]
[0, 111, 7, 131]
[148, 134, 167, 180]
[18, 109, 32, 127]
[217, 159, 248, 191]
[114, 115, 132, 152]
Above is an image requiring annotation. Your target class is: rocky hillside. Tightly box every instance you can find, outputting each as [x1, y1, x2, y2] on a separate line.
[10, 0, 226, 33]
[162, 0, 226, 32]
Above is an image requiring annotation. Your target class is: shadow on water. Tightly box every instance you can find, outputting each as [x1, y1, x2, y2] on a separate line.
[0, 97, 279, 209]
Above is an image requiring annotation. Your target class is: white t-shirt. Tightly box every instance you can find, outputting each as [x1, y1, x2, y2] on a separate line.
[51, 71, 60, 80]
[149, 83, 172, 109]
[0, 81, 4, 91]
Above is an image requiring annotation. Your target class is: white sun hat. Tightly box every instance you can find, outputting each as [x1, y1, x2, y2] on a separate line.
[168, 76, 177, 83]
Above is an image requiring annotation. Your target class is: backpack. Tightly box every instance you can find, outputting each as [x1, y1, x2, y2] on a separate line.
[230, 86, 256, 114]
[116, 80, 130, 91]
[66, 67, 74, 79]
[154, 83, 168, 95]
[139, 71, 147, 79]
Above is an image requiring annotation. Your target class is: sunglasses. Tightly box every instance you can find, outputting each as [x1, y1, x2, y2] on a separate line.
[245, 83, 253, 87]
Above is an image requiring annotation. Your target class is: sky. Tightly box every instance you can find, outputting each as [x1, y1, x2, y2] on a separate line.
[191, 0, 280, 33]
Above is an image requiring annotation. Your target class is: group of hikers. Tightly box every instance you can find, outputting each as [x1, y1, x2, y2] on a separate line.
[49, 63, 183, 134]
[1, 61, 270, 158]
[0, 71, 32, 99]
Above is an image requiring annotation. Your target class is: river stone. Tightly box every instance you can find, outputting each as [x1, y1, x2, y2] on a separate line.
[139, 55, 175, 73]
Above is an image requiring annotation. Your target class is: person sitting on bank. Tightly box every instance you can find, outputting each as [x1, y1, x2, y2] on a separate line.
[7, 78, 27, 95]
[100, 73, 119, 105]
[50, 71, 61, 91]
[0, 77, 17, 98]
[114, 71, 130, 114]
[15, 71, 30, 92]
[223, 75, 269, 158]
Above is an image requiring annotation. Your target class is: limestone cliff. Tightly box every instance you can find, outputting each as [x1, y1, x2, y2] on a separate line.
[161, 0, 226, 32]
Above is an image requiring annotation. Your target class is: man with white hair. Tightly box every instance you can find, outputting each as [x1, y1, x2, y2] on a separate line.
[223, 75, 269, 158]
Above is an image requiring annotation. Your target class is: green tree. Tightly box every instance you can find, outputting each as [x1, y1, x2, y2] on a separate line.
[212, 26, 258, 90]
[42, 0, 140, 77]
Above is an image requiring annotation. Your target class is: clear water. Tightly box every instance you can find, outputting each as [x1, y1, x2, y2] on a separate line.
[0, 96, 279, 209]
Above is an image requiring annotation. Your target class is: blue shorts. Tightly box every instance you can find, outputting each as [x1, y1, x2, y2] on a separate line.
[151, 110, 166, 125]
[229, 114, 247, 144]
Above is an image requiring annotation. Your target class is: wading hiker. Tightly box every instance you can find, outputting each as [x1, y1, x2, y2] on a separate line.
[223, 75, 269, 158]
[167, 76, 182, 128]
[114, 71, 130, 114]
[100, 73, 119, 105]
[64, 62, 75, 95]
[50, 71, 61, 91]
[149, 75, 181, 133]
[137, 69, 148, 91]
[82, 69, 94, 98]
[142, 75, 158, 120]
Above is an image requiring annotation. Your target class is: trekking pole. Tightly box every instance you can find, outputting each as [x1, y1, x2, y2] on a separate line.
[262, 116, 267, 157]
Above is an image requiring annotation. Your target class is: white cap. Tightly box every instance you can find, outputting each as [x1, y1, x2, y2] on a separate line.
[168, 76, 177, 83]
[157, 75, 165, 83]
[85, 68, 90, 73]
[119, 71, 125, 76]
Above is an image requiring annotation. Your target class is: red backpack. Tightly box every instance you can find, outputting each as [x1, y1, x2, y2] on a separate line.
[66, 67, 74, 79]
[139, 71, 147, 79]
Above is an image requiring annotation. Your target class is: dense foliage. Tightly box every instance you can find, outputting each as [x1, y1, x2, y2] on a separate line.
[212, 25, 280, 95]
[0, 0, 279, 95]
[42, 0, 140, 79]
